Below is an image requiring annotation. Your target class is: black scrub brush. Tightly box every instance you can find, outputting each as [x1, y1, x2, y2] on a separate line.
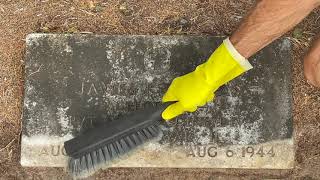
[64, 102, 172, 178]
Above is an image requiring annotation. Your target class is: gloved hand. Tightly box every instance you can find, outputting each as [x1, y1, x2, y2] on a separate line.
[162, 38, 253, 120]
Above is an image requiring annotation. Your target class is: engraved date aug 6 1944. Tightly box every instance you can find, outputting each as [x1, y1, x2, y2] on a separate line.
[187, 144, 276, 158]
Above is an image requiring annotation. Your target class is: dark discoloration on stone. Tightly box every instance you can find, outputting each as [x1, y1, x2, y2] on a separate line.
[21, 34, 293, 167]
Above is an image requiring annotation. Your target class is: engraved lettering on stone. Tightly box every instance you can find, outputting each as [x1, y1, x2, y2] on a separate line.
[39, 145, 68, 156]
[51, 145, 60, 156]
[79, 116, 87, 131]
[61, 146, 67, 156]
[197, 146, 206, 157]
[88, 83, 98, 96]
[80, 81, 84, 95]
[40, 147, 49, 156]
[186, 146, 196, 157]
[101, 82, 107, 93]
[207, 146, 217, 157]
[226, 149, 234, 157]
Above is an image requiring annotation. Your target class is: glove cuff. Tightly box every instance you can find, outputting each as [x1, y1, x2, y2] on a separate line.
[223, 38, 253, 71]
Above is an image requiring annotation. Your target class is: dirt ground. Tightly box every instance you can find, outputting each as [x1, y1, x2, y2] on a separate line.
[0, 0, 319, 179]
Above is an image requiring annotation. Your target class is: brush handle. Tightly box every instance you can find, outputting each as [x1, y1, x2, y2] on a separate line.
[64, 101, 174, 157]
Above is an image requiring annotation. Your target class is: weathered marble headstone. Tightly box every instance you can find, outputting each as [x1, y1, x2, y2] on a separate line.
[21, 34, 293, 169]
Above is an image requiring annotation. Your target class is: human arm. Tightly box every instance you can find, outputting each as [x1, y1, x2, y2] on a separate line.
[162, 0, 320, 120]
[231, 0, 320, 58]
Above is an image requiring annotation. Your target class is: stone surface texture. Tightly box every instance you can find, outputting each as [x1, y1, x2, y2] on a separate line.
[21, 34, 293, 168]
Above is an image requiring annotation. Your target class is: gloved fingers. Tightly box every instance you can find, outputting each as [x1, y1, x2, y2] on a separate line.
[162, 91, 178, 102]
[196, 92, 215, 108]
[161, 102, 185, 120]
[162, 87, 178, 102]
[186, 106, 197, 112]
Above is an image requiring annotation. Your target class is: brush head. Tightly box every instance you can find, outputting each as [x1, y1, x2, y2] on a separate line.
[64, 103, 171, 178]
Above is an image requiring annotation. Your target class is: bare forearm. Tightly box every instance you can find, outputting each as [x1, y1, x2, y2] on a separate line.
[230, 0, 320, 59]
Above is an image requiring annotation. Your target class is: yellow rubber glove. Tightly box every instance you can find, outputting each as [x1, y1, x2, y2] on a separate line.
[162, 38, 253, 120]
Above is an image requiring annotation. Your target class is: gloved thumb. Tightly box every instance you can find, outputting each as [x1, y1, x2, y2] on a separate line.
[161, 102, 185, 120]
[162, 88, 178, 102]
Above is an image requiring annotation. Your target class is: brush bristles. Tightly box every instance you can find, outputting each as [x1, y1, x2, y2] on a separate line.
[68, 123, 161, 178]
